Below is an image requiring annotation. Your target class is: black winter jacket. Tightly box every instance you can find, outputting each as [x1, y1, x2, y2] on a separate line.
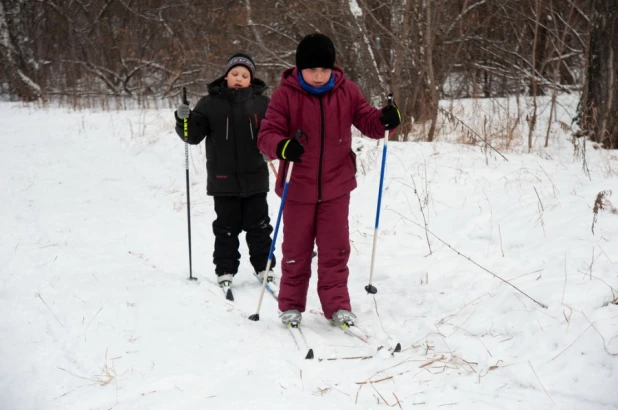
[175, 77, 270, 196]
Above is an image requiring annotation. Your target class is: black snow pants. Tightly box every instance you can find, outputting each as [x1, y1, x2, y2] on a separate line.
[212, 193, 275, 276]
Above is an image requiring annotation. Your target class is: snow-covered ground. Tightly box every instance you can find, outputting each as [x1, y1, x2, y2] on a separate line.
[1, 95, 617, 410]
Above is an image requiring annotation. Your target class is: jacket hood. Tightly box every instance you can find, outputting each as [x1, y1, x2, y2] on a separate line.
[207, 76, 268, 96]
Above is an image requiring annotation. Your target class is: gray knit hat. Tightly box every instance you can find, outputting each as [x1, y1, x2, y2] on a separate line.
[225, 53, 256, 79]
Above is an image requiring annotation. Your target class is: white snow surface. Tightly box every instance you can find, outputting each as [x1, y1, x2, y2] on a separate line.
[1, 96, 617, 410]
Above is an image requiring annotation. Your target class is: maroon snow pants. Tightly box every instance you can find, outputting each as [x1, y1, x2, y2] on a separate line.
[277, 193, 351, 319]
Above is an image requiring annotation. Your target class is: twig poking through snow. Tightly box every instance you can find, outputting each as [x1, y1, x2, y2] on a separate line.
[35, 293, 64, 328]
[528, 360, 555, 406]
[533, 186, 544, 212]
[411, 175, 432, 255]
[551, 323, 594, 361]
[84, 307, 103, 342]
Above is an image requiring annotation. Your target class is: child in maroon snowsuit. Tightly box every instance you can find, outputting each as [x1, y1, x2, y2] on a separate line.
[257, 33, 401, 326]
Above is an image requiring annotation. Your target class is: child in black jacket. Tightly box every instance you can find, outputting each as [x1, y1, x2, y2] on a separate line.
[174, 53, 276, 291]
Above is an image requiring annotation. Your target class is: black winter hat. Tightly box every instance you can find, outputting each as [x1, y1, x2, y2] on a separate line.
[225, 53, 256, 79]
[295, 33, 336, 70]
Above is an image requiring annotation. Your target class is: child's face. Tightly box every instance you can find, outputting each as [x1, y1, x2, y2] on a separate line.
[225, 66, 251, 89]
[301, 68, 332, 87]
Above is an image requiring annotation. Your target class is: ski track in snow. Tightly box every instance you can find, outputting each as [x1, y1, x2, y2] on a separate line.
[1, 98, 617, 410]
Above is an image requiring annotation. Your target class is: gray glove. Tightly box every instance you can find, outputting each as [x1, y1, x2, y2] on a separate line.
[261, 152, 272, 163]
[177, 103, 191, 119]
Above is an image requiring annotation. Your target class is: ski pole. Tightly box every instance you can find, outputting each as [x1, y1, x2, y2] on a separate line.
[182, 87, 196, 281]
[267, 160, 315, 259]
[365, 93, 393, 294]
[249, 132, 303, 321]
[268, 161, 278, 178]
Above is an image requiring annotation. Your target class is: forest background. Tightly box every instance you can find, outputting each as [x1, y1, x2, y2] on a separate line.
[1, 0, 616, 149]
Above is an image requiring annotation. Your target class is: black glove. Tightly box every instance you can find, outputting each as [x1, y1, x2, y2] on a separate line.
[176, 103, 191, 119]
[379, 102, 401, 130]
[276, 138, 304, 162]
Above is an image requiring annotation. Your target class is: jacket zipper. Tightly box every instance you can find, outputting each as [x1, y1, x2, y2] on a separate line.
[248, 117, 254, 139]
[317, 96, 325, 202]
[226, 114, 229, 140]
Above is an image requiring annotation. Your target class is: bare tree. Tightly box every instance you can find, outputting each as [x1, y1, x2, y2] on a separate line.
[0, 0, 41, 101]
[581, 0, 617, 148]
[0, 0, 596, 151]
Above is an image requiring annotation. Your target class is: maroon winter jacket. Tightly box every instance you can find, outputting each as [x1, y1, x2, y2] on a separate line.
[258, 67, 386, 203]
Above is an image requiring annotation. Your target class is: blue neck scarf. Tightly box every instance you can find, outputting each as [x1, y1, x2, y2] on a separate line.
[297, 72, 335, 95]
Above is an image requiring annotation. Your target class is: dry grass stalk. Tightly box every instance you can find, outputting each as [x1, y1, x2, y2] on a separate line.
[551, 323, 594, 361]
[372, 295, 392, 340]
[371, 383, 391, 406]
[393, 392, 403, 409]
[84, 307, 103, 342]
[533, 186, 544, 212]
[506, 269, 544, 282]
[528, 360, 555, 406]
[35, 292, 65, 328]
[320, 355, 374, 361]
[419, 355, 445, 368]
[356, 375, 394, 385]
[438, 106, 508, 161]
[578, 247, 603, 280]
[53, 384, 86, 400]
[592, 190, 616, 234]
[580, 311, 618, 356]
[438, 293, 492, 326]
[355, 357, 418, 404]
[498, 224, 504, 257]
[322, 382, 350, 397]
[562, 253, 567, 305]
[411, 174, 432, 255]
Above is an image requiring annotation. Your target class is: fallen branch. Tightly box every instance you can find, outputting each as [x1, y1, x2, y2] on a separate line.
[388, 210, 548, 309]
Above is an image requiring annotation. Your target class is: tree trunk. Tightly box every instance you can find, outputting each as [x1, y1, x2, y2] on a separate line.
[584, 0, 618, 148]
[424, 0, 439, 142]
[0, 0, 41, 101]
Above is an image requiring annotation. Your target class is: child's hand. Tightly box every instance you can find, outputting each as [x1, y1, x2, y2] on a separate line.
[380, 103, 401, 130]
[276, 138, 305, 162]
[177, 103, 191, 119]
